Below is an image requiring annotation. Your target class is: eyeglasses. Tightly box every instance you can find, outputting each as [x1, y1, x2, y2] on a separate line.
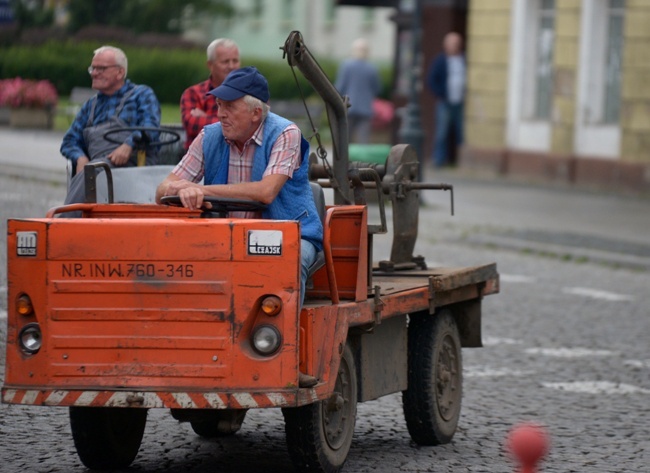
[87, 65, 121, 74]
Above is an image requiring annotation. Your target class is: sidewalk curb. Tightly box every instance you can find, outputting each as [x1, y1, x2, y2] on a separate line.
[467, 234, 650, 272]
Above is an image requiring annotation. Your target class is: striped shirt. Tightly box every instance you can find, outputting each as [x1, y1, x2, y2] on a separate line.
[173, 119, 302, 218]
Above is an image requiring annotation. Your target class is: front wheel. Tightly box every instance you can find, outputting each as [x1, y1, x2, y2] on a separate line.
[283, 343, 357, 473]
[403, 309, 463, 445]
[69, 406, 147, 470]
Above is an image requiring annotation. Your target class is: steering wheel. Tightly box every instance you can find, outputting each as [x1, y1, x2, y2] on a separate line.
[103, 126, 181, 148]
[161, 195, 267, 218]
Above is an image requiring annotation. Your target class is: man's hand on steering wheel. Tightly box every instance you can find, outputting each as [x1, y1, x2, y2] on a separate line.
[177, 186, 208, 211]
[107, 143, 133, 166]
[164, 179, 204, 208]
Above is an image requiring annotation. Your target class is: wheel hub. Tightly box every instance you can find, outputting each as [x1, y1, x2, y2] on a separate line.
[436, 335, 460, 421]
[322, 365, 353, 450]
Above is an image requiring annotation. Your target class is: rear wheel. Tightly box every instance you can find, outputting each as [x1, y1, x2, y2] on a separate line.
[190, 409, 247, 437]
[403, 309, 462, 445]
[283, 343, 357, 473]
[69, 406, 147, 470]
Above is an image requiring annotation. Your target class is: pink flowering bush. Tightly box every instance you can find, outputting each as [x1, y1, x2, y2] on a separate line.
[0, 78, 58, 109]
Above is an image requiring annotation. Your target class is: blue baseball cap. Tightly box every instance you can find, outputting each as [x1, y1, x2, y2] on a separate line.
[208, 66, 270, 103]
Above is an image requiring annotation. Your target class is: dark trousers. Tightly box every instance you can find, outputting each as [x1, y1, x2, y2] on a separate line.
[433, 101, 464, 168]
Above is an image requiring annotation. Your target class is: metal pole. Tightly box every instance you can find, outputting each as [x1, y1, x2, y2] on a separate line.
[282, 31, 351, 205]
[397, 0, 424, 182]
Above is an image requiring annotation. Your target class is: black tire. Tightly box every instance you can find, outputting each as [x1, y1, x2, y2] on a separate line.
[69, 406, 147, 470]
[190, 409, 247, 438]
[403, 309, 462, 445]
[283, 344, 357, 473]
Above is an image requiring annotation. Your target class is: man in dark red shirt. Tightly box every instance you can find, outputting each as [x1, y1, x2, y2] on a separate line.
[180, 38, 240, 149]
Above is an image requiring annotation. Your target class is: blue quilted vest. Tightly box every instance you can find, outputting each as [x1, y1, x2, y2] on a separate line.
[203, 113, 323, 251]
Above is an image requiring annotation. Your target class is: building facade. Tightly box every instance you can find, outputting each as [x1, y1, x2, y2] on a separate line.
[461, 0, 650, 192]
[185, 0, 396, 64]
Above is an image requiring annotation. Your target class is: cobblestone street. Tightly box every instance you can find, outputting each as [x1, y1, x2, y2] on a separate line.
[1, 242, 648, 472]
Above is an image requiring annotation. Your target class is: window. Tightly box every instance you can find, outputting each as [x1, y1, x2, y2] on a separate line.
[532, 0, 555, 120]
[508, 0, 556, 150]
[326, 0, 336, 22]
[252, 0, 263, 18]
[602, 0, 624, 124]
[574, 0, 625, 157]
[363, 7, 374, 23]
[282, 0, 294, 22]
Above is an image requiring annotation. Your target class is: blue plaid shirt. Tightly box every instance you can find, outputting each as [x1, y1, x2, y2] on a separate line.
[60, 80, 161, 165]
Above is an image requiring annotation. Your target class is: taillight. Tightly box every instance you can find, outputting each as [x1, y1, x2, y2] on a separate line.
[260, 295, 282, 316]
[16, 294, 34, 316]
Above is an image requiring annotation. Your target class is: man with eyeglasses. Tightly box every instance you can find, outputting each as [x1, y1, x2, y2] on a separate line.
[59, 45, 161, 213]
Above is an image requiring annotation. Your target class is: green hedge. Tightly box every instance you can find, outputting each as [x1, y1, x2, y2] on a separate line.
[0, 41, 390, 104]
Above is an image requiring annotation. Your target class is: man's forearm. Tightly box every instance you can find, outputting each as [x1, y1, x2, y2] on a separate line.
[155, 181, 168, 204]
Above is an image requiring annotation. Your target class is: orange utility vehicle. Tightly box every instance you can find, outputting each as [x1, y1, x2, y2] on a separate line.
[2, 32, 499, 473]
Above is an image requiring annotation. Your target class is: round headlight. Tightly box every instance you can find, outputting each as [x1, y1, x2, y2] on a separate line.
[19, 323, 42, 354]
[251, 325, 281, 356]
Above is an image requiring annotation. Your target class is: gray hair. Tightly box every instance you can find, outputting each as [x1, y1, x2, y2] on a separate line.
[207, 38, 239, 61]
[243, 95, 269, 119]
[351, 38, 369, 60]
[94, 45, 128, 76]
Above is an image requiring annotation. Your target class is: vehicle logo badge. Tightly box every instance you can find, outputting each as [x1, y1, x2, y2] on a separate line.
[248, 230, 282, 256]
[16, 231, 37, 256]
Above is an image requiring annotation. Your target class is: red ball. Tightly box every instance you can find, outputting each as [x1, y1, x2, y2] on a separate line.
[506, 422, 549, 471]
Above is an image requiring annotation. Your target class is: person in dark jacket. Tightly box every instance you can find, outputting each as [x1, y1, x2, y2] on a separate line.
[426, 32, 466, 168]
